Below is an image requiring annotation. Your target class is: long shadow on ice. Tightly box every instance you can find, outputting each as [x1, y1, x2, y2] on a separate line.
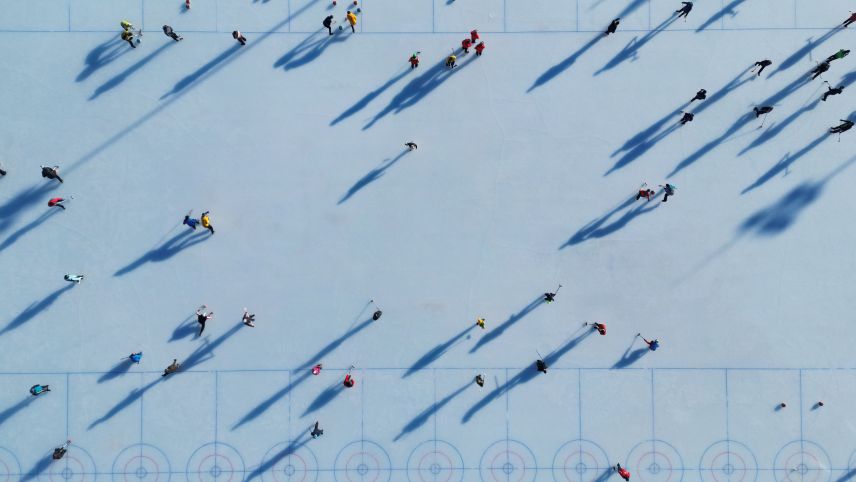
[741, 131, 829, 195]
[114, 229, 211, 276]
[404, 325, 476, 378]
[767, 27, 841, 79]
[527, 0, 648, 92]
[90, 41, 176, 100]
[364, 55, 474, 130]
[395, 382, 469, 441]
[301, 382, 345, 417]
[0, 284, 75, 336]
[274, 29, 350, 71]
[160, 44, 242, 100]
[560, 194, 661, 248]
[77, 35, 129, 82]
[331, 69, 410, 126]
[0, 397, 35, 429]
[245, 436, 311, 482]
[462, 329, 593, 423]
[169, 314, 198, 342]
[232, 310, 374, 430]
[0, 208, 61, 254]
[695, 0, 746, 33]
[97, 358, 135, 383]
[594, 14, 679, 76]
[469, 297, 544, 354]
[0, 183, 58, 236]
[612, 339, 648, 368]
[89, 379, 160, 429]
[20, 455, 53, 482]
[338, 150, 409, 204]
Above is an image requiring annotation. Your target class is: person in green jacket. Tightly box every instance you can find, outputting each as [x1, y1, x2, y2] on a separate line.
[826, 49, 850, 63]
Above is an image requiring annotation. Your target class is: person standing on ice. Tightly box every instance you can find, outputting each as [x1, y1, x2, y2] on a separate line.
[544, 284, 561, 303]
[605, 18, 620, 35]
[183, 212, 200, 230]
[30, 384, 50, 396]
[311, 421, 324, 438]
[752, 59, 772, 76]
[64, 274, 84, 283]
[536, 359, 548, 374]
[409, 53, 419, 68]
[323, 15, 334, 35]
[346, 11, 357, 33]
[826, 49, 850, 63]
[343, 374, 355, 387]
[660, 183, 676, 202]
[201, 211, 214, 234]
[48, 197, 68, 210]
[470, 29, 480, 43]
[637, 186, 655, 201]
[461, 37, 472, 54]
[680, 111, 694, 125]
[829, 119, 854, 134]
[615, 463, 631, 481]
[811, 62, 830, 80]
[232, 30, 247, 45]
[162, 359, 180, 377]
[475, 374, 485, 387]
[754, 106, 773, 118]
[52, 440, 71, 460]
[843, 11, 856, 27]
[242, 308, 256, 327]
[41, 165, 63, 183]
[446, 54, 457, 68]
[312, 364, 322, 375]
[585, 322, 607, 335]
[121, 29, 137, 48]
[475, 41, 485, 56]
[675, 2, 693, 19]
[637, 334, 660, 351]
[196, 305, 214, 335]
[691, 89, 707, 102]
[162, 25, 183, 42]
[129, 352, 142, 364]
[822, 82, 844, 101]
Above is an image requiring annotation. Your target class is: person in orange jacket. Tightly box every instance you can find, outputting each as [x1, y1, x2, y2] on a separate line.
[475, 41, 485, 56]
[461, 38, 472, 53]
[346, 11, 357, 32]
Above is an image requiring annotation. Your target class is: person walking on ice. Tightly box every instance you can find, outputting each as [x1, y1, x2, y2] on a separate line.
[585, 322, 607, 335]
[446, 54, 457, 69]
[408, 53, 419, 68]
[310, 421, 324, 438]
[242, 308, 256, 327]
[826, 49, 850, 63]
[544, 284, 561, 303]
[48, 197, 69, 210]
[822, 82, 844, 101]
[52, 440, 71, 460]
[470, 29, 479, 44]
[615, 463, 631, 481]
[829, 119, 854, 134]
[476, 317, 485, 329]
[343, 372, 355, 388]
[196, 305, 214, 335]
[201, 211, 214, 234]
[183, 211, 200, 230]
[64, 274, 84, 283]
[121, 29, 137, 48]
[811, 61, 830, 80]
[30, 384, 50, 396]
[405, 141, 417, 150]
[312, 364, 322, 375]
[128, 352, 142, 364]
[475, 41, 485, 56]
[637, 184, 655, 201]
[162, 359, 180, 377]
[475, 374, 485, 387]
[461, 37, 472, 53]
[680, 111, 694, 125]
[637, 333, 660, 351]
[346, 11, 357, 33]
[843, 11, 856, 27]
[536, 358, 548, 374]
[675, 2, 693, 19]
[232, 30, 247, 45]
[323, 15, 334, 35]
[752, 59, 772, 76]
[605, 18, 620, 35]
[41, 165, 63, 183]
[162, 25, 183, 41]
[754, 106, 773, 118]
[660, 183, 676, 202]
[691, 88, 706, 102]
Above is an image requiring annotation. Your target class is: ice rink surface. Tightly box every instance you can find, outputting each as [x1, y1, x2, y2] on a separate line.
[2, 0, 856, 481]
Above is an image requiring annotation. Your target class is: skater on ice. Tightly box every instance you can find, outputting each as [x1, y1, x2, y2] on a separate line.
[163, 25, 183, 41]
[64, 274, 84, 283]
[52, 440, 71, 460]
[675, 2, 693, 19]
[405, 141, 418, 150]
[536, 358, 548, 374]
[638, 333, 660, 351]
[343, 373, 355, 387]
[811, 62, 830, 80]
[660, 183, 676, 202]
[754, 106, 773, 118]
[129, 352, 142, 363]
[544, 284, 561, 303]
[323, 15, 334, 35]
[446, 54, 457, 69]
[232, 30, 247, 45]
[474, 41, 485, 56]
[48, 197, 68, 210]
[183, 212, 200, 230]
[475, 374, 485, 387]
[30, 384, 50, 396]
[408, 53, 419, 68]
[196, 305, 214, 335]
[162, 359, 180, 377]
[121, 29, 137, 48]
[843, 11, 856, 28]
[470, 29, 480, 43]
[311, 421, 324, 438]
[41, 165, 63, 183]
[312, 364, 322, 375]
[680, 111, 694, 125]
[691, 88, 707, 102]
[822, 82, 844, 101]
[829, 119, 854, 134]
[461, 37, 472, 53]
[826, 48, 850, 63]
[476, 317, 485, 329]
[201, 211, 214, 234]
[242, 308, 256, 327]
[615, 463, 631, 481]
[346, 11, 357, 32]
[637, 185, 656, 201]
[753, 59, 772, 76]
[605, 18, 620, 35]
[585, 322, 607, 335]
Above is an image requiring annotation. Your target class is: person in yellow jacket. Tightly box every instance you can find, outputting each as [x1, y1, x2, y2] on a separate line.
[121, 29, 136, 49]
[445, 54, 456, 68]
[120, 20, 133, 31]
[201, 211, 215, 234]
[346, 11, 357, 32]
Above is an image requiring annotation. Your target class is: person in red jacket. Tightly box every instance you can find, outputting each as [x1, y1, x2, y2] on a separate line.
[343, 374, 355, 387]
[636, 187, 655, 201]
[48, 197, 67, 210]
[470, 29, 479, 43]
[615, 463, 631, 481]
[474, 41, 485, 56]
[461, 38, 472, 53]
[585, 322, 606, 335]
[843, 11, 856, 27]
[409, 53, 419, 69]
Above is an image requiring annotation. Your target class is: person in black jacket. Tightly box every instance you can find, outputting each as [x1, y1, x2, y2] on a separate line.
[605, 18, 620, 35]
[323, 15, 334, 35]
[163, 25, 183, 41]
[41, 165, 63, 183]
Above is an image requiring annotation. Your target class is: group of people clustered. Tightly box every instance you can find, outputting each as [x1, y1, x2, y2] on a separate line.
[14, 1, 853, 478]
